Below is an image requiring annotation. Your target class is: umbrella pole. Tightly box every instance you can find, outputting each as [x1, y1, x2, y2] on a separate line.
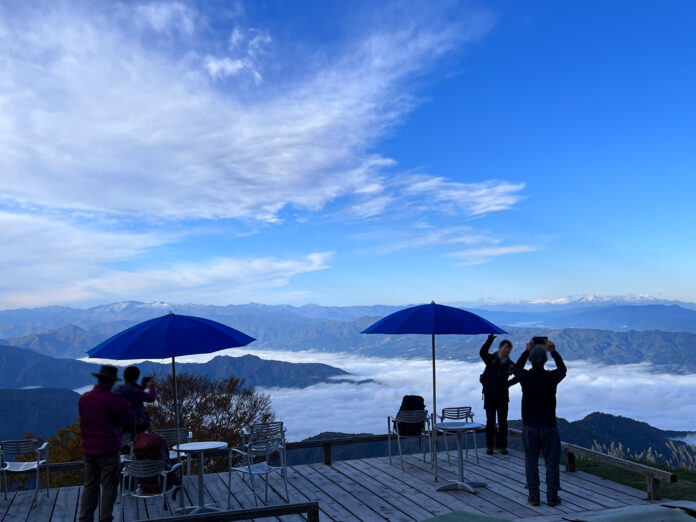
[431, 333, 437, 417]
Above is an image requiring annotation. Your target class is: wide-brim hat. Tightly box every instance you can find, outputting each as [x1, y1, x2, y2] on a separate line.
[92, 364, 121, 381]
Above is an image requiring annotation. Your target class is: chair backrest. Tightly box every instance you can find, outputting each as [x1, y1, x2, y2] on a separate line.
[249, 422, 284, 442]
[153, 428, 188, 447]
[0, 440, 40, 457]
[247, 438, 282, 458]
[395, 410, 429, 424]
[124, 459, 165, 478]
[441, 406, 473, 421]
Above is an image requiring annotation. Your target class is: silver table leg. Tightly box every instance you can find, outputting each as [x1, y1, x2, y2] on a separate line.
[437, 431, 486, 493]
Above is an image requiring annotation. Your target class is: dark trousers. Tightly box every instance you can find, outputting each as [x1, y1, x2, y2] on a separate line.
[484, 398, 508, 450]
[522, 424, 561, 500]
[79, 453, 121, 522]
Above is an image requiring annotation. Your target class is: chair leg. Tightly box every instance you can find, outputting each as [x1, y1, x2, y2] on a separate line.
[444, 431, 451, 465]
[264, 473, 269, 504]
[465, 429, 469, 459]
[34, 467, 39, 506]
[387, 432, 392, 465]
[397, 436, 404, 471]
[282, 453, 289, 502]
[227, 470, 232, 510]
[473, 430, 479, 464]
[249, 472, 258, 507]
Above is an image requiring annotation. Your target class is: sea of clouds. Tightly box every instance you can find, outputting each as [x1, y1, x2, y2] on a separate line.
[165, 348, 696, 442]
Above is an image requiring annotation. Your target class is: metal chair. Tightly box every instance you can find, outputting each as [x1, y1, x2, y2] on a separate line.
[120, 432, 134, 463]
[153, 428, 190, 462]
[387, 410, 432, 471]
[120, 460, 182, 521]
[228, 424, 289, 507]
[0, 440, 49, 505]
[436, 406, 479, 465]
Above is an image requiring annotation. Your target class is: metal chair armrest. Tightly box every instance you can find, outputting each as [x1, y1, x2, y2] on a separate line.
[229, 448, 249, 457]
[37, 442, 49, 452]
[161, 462, 183, 476]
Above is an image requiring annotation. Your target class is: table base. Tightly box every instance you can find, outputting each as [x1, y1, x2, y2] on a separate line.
[437, 480, 487, 493]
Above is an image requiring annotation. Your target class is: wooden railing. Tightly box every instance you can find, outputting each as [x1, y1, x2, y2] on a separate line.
[508, 428, 677, 500]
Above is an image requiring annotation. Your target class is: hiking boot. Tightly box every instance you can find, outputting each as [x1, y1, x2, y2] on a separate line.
[486, 448, 494, 455]
[547, 496, 562, 507]
[528, 495, 540, 507]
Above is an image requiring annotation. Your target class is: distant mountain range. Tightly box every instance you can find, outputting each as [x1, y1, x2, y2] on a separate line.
[3, 301, 696, 372]
[0, 344, 347, 390]
[0, 388, 80, 440]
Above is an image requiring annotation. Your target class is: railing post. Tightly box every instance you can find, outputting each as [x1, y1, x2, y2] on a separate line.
[565, 450, 576, 472]
[322, 442, 332, 466]
[647, 476, 661, 500]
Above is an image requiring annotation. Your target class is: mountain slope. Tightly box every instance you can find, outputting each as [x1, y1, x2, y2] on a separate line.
[0, 344, 348, 390]
[0, 388, 80, 440]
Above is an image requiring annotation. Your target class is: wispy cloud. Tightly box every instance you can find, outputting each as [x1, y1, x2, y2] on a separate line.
[450, 245, 537, 265]
[0, 1, 496, 222]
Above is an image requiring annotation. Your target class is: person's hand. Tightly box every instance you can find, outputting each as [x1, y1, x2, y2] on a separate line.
[545, 340, 556, 352]
[487, 333, 497, 342]
[526, 339, 534, 351]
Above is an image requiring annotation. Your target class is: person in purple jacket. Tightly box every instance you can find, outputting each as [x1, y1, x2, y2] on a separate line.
[114, 365, 157, 435]
[78, 365, 133, 522]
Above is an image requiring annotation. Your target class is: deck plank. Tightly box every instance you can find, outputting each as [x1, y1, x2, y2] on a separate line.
[431, 452, 570, 516]
[2, 489, 35, 522]
[52, 486, 80, 522]
[0, 491, 17, 521]
[403, 454, 539, 519]
[331, 460, 436, 521]
[294, 463, 389, 521]
[23, 488, 58, 521]
[341, 459, 455, 518]
[283, 466, 360, 522]
[308, 462, 417, 521]
[499, 450, 645, 505]
[453, 450, 616, 511]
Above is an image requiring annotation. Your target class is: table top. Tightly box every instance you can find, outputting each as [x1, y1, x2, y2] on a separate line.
[173, 441, 228, 452]
[435, 422, 484, 432]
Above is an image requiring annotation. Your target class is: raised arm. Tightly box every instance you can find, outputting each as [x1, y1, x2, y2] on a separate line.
[550, 350, 567, 383]
[512, 340, 532, 379]
[131, 383, 157, 403]
[479, 334, 496, 364]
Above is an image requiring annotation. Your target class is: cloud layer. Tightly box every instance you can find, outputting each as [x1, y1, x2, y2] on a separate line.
[158, 348, 696, 441]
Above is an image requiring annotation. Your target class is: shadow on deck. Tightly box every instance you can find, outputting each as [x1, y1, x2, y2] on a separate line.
[0, 449, 652, 521]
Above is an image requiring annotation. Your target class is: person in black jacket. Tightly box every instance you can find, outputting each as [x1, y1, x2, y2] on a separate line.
[480, 334, 518, 455]
[513, 338, 567, 508]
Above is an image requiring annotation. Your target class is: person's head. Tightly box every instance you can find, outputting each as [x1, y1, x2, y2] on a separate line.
[497, 339, 513, 359]
[529, 346, 548, 367]
[92, 364, 121, 389]
[123, 365, 140, 383]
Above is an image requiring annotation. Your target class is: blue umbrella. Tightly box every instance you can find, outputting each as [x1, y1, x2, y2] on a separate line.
[362, 301, 506, 417]
[88, 312, 255, 438]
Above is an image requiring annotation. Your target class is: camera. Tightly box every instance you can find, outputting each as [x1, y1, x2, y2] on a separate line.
[532, 336, 548, 345]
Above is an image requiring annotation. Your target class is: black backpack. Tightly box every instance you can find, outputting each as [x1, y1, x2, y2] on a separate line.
[394, 395, 426, 436]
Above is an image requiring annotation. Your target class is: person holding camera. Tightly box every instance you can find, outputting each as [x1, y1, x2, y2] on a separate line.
[513, 337, 567, 507]
[480, 334, 518, 455]
[114, 365, 157, 435]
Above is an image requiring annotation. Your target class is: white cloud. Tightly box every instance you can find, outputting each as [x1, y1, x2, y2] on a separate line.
[133, 1, 197, 35]
[155, 348, 696, 440]
[0, 1, 497, 222]
[451, 245, 537, 265]
[400, 176, 526, 216]
[0, 209, 331, 308]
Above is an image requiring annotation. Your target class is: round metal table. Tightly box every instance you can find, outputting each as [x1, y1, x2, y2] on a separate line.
[434, 422, 486, 493]
[174, 441, 228, 514]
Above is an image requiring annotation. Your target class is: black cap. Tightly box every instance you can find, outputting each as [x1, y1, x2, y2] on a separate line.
[92, 364, 121, 381]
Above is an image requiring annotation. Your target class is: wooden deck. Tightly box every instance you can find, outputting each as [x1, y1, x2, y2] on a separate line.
[0, 449, 651, 521]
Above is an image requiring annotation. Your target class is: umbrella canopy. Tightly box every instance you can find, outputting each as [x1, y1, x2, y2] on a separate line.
[362, 302, 507, 418]
[88, 313, 255, 359]
[88, 313, 255, 441]
[361, 302, 507, 336]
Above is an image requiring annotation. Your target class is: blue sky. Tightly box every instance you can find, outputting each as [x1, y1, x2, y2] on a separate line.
[0, 0, 694, 308]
